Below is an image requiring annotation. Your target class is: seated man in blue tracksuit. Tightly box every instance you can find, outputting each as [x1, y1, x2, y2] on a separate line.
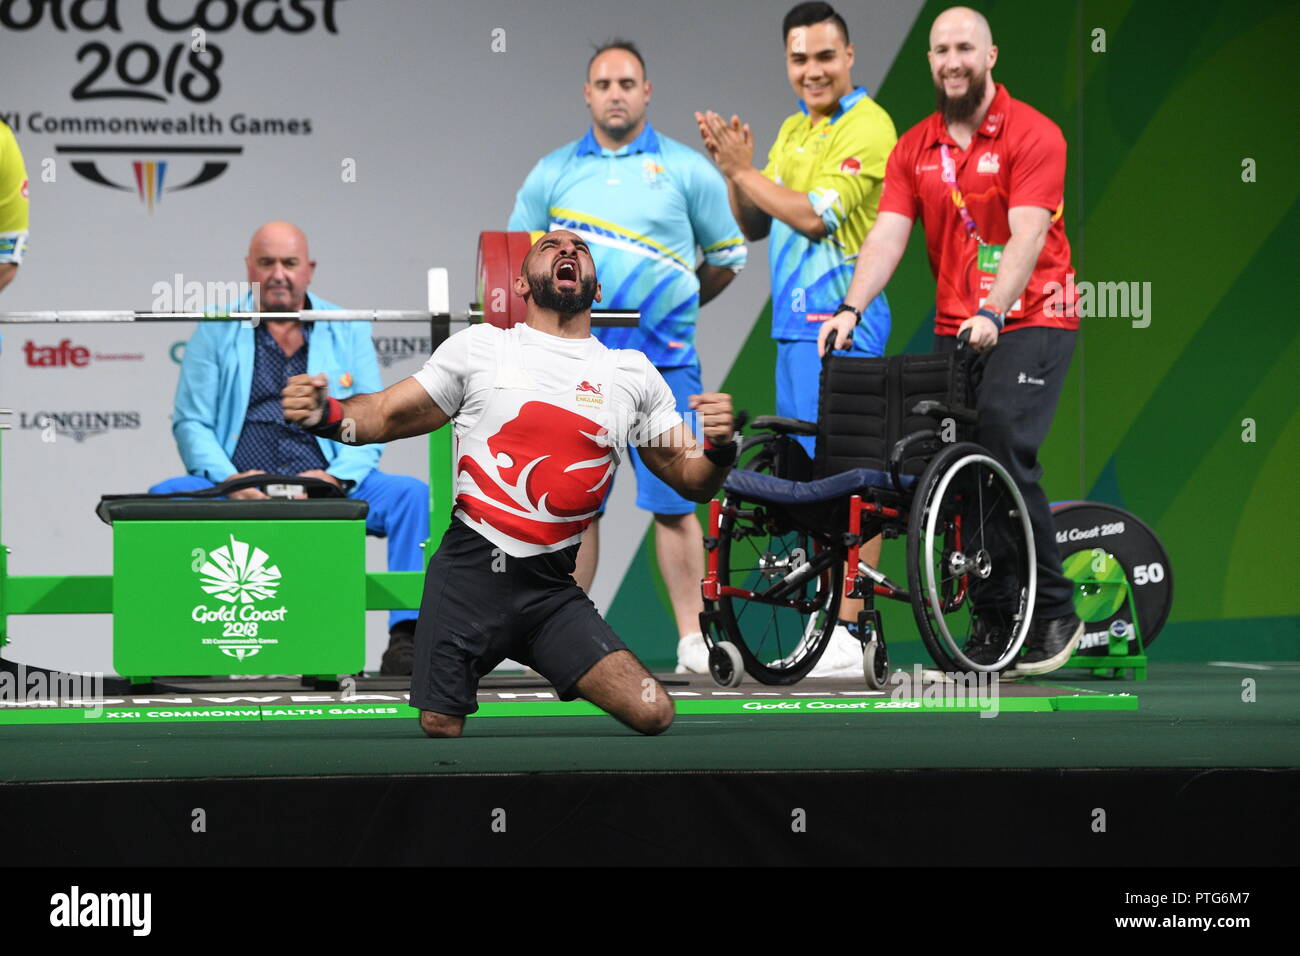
[151, 221, 429, 675]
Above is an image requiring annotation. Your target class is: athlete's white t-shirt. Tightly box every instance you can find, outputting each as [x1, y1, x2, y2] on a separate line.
[413, 322, 683, 557]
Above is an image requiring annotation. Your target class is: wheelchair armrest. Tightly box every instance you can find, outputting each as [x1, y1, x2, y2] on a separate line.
[911, 400, 978, 426]
[750, 415, 818, 436]
[889, 429, 939, 493]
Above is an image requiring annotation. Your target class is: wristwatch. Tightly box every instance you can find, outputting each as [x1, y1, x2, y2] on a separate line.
[833, 303, 862, 324]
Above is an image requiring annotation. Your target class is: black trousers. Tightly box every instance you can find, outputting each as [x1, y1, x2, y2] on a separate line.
[935, 327, 1077, 618]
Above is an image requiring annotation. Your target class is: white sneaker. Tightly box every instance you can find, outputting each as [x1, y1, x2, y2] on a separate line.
[805, 623, 865, 678]
[675, 632, 709, 674]
[492, 658, 538, 676]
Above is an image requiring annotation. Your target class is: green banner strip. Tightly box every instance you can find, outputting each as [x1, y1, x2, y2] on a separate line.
[0, 694, 1136, 726]
[2, 571, 426, 614]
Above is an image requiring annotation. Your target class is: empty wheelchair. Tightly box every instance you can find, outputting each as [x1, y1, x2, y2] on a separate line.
[700, 334, 1036, 689]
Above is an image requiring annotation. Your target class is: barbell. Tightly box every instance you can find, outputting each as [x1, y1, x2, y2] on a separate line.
[0, 231, 639, 329]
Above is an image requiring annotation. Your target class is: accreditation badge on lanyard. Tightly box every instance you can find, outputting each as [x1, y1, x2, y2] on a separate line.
[940, 144, 1020, 314]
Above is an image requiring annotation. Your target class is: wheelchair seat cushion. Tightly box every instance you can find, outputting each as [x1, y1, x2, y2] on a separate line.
[723, 466, 915, 506]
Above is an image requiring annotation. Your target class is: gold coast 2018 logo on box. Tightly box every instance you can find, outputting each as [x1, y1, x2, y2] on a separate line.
[192, 535, 286, 660]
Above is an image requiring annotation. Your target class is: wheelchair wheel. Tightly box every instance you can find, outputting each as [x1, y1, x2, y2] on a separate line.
[714, 438, 843, 685]
[906, 442, 1035, 672]
[708, 641, 746, 688]
[863, 641, 889, 691]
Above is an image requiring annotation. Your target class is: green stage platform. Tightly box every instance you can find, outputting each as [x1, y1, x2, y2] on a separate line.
[1, 663, 1294, 783]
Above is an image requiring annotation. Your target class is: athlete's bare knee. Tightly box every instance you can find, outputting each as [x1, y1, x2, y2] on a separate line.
[420, 711, 464, 738]
[634, 696, 675, 736]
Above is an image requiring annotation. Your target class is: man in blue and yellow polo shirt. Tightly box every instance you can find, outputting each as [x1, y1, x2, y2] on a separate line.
[697, 1, 897, 676]
[509, 40, 747, 675]
[0, 120, 30, 298]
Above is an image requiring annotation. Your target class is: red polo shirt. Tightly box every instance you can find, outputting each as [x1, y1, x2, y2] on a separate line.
[878, 84, 1077, 335]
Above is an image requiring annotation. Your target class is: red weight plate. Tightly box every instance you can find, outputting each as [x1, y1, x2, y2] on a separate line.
[504, 230, 536, 328]
[476, 231, 512, 329]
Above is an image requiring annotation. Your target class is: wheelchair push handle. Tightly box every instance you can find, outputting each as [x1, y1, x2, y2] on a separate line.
[731, 410, 749, 437]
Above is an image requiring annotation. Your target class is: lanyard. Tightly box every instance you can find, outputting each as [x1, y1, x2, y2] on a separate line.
[939, 144, 987, 246]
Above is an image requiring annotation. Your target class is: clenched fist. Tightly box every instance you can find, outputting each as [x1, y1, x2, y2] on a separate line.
[688, 392, 735, 447]
[282, 373, 328, 428]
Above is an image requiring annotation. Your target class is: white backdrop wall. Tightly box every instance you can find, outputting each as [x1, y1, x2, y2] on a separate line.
[0, 0, 923, 674]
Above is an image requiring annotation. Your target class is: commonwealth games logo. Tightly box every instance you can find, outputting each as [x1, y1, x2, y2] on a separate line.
[198, 535, 282, 604]
[56, 145, 244, 212]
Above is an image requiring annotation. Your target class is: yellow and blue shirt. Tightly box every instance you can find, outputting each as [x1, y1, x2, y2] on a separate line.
[762, 87, 895, 350]
[0, 121, 29, 267]
[509, 124, 746, 368]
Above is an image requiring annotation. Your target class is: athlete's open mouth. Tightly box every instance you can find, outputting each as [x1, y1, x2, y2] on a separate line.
[555, 259, 578, 282]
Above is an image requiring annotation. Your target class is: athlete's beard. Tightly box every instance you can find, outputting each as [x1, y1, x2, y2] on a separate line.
[935, 68, 988, 124]
[527, 270, 597, 315]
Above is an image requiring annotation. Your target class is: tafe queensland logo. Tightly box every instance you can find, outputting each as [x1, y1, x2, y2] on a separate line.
[25, 338, 145, 366]
[24, 339, 88, 367]
[193, 535, 286, 660]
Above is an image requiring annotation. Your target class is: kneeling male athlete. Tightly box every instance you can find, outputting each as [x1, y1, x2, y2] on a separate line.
[282, 231, 738, 737]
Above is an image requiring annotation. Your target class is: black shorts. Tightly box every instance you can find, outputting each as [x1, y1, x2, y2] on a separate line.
[409, 520, 628, 716]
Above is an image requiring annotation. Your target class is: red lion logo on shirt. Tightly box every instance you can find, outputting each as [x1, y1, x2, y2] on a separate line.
[457, 401, 613, 546]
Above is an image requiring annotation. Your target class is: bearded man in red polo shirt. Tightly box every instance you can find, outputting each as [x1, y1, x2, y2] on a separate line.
[819, 5, 1082, 677]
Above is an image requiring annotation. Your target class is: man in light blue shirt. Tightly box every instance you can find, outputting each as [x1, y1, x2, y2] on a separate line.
[149, 222, 429, 676]
[509, 41, 746, 674]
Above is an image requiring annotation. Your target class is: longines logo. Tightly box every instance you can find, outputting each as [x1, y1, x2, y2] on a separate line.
[19, 410, 142, 442]
[372, 336, 433, 368]
[1, 0, 345, 211]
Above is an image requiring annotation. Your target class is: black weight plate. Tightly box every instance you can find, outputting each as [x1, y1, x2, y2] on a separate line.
[1051, 501, 1174, 654]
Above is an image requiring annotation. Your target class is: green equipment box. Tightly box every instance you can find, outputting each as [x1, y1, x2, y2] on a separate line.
[103, 500, 367, 681]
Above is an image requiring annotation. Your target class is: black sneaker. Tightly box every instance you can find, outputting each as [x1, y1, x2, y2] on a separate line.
[961, 613, 1010, 668]
[381, 622, 416, 677]
[1010, 611, 1083, 676]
